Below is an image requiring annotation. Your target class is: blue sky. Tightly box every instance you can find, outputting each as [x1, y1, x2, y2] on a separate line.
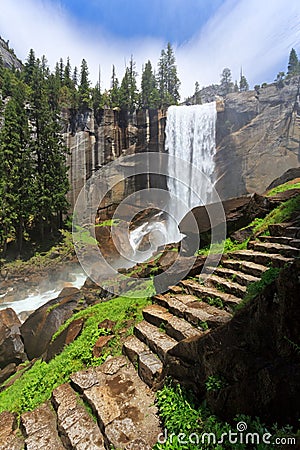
[1, 0, 300, 98]
[51, 0, 224, 44]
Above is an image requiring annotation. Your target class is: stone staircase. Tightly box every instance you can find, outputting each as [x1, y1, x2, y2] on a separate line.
[1, 225, 299, 450]
[0, 356, 161, 450]
[123, 225, 300, 390]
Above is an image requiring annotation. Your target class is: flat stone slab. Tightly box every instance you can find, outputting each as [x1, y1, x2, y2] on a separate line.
[123, 335, 163, 387]
[134, 321, 177, 361]
[208, 266, 260, 286]
[71, 356, 161, 449]
[200, 274, 247, 298]
[221, 259, 268, 277]
[229, 250, 293, 267]
[0, 411, 24, 450]
[143, 304, 203, 341]
[180, 280, 242, 308]
[52, 383, 105, 449]
[21, 403, 65, 450]
[154, 294, 231, 328]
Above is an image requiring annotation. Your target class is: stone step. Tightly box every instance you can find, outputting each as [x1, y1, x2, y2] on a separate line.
[52, 383, 106, 449]
[71, 356, 161, 449]
[199, 274, 247, 298]
[153, 293, 232, 329]
[269, 224, 300, 238]
[180, 280, 242, 309]
[206, 266, 260, 286]
[143, 304, 203, 341]
[258, 235, 300, 248]
[228, 250, 293, 268]
[21, 403, 66, 450]
[221, 259, 268, 277]
[284, 227, 300, 238]
[134, 321, 177, 362]
[248, 241, 299, 258]
[122, 335, 163, 388]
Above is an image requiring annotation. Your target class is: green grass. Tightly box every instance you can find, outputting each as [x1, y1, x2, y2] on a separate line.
[197, 238, 249, 256]
[95, 219, 121, 227]
[0, 293, 152, 415]
[266, 181, 300, 197]
[153, 382, 295, 449]
[250, 195, 300, 236]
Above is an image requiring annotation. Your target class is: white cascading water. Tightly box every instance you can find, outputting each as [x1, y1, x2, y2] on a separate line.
[165, 102, 217, 209]
[129, 102, 217, 255]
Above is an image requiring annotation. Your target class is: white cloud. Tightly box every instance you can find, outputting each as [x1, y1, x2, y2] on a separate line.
[177, 0, 300, 96]
[0, 0, 299, 99]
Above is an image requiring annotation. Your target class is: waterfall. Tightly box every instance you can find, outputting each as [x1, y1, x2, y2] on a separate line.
[165, 102, 217, 209]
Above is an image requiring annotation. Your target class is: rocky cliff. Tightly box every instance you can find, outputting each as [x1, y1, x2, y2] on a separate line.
[0, 37, 22, 70]
[64, 78, 300, 210]
[64, 108, 166, 208]
[215, 77, 300, 199]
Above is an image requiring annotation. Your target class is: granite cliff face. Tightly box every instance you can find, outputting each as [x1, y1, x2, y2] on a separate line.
[65, 77, 300, 210]
[215, 77, 300, 199]
[64, 108, 166, 208]
[0, 37, 22, 70]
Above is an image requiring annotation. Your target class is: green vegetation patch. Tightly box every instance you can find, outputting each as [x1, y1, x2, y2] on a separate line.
[251, 195, 300, 235]
[197, 238, 249, 256]
[153, 382, 295, 449]
[266, 180, 300, 197]
[0, 293, 152, 415]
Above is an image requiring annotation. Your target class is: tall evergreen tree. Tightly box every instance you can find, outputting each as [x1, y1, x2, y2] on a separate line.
[119, 57, 138, 112]
[0, 82, 32, 255]
[29, 60, 69, 236]
[110, 65, 120, 108]
[239, 74, 249, 92]
[78, 59, 91, 108]
[287, 48, 299, 77]
[193, 81, 201, 104]
[157, 43, 180, 107]
[24, 49, 36, 85]
[220, 68, 233, 95]
[141, 60, 158, 108]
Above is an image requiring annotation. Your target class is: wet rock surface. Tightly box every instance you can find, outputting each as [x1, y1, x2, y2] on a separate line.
[21, 287, 82, 360]
[0, 308, 27, 369]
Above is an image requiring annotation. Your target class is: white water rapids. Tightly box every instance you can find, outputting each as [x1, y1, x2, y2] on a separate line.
[0, 269, 86, 318]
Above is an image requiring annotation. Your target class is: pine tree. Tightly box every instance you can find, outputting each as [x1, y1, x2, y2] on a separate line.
[24, 49, 36, 85]
[78, 59, 91, 109]
[193, 81, 201, 104]
[72, 66, 78, 87]
[220, 68, 233, 95]
[141, 60, 157, 108]
[0, 82, 32, 255]
[119, 57, 138, 112]
[287, 48, 299, 77]
[157, 43, 180, 107]
[63, 57, 73, 89]
[239, 74, 249, 92]
[110, 65, 120, 108]
[29, 61, 69, 236]
[92, 82, 102, 111]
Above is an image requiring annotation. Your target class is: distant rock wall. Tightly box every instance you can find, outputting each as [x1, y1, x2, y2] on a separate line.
[0, 37, 22, 70]
[215, 77, 300, 199]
